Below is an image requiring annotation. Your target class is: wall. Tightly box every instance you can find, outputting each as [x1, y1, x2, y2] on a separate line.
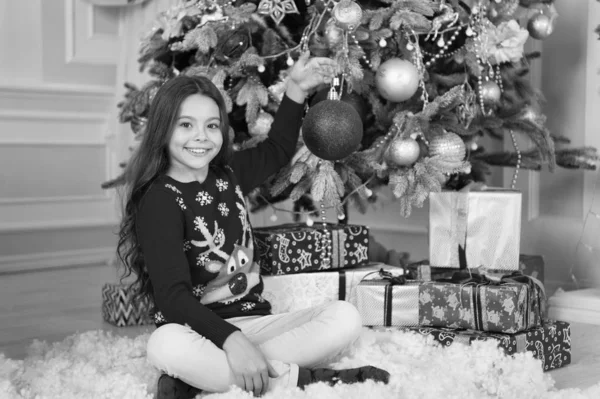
[514, 0, 600, 292]
[0, 0, 122, 273]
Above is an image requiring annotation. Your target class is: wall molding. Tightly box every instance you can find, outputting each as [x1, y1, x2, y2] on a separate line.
[0, 247, 115, 275]
[0, 218, 118, 234]
[0, 109, 108, 122]
[0, 81, 114, 96]
[0, 194, 111, 206]
[65, 0, 121, 65]
[0, 141, 107, 147]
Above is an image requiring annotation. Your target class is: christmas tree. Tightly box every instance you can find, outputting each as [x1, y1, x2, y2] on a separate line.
[104, 0, 599, 220]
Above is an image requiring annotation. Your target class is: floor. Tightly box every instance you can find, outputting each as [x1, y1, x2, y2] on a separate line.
[1, 264, 599, 392]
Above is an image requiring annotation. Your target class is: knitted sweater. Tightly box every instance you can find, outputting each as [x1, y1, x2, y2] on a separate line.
[136, 95, 303, 348]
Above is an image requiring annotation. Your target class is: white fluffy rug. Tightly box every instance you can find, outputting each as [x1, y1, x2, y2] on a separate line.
[1, 328, 599, 399]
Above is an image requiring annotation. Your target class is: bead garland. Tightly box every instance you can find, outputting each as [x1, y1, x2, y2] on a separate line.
[318, 199, 333, 269]
[421, 25, 465, 68]
[350, 33, 373, 70]
[509, 129, 521, 189]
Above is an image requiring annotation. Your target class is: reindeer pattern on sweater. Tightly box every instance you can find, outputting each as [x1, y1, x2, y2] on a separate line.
[152, 166, 270, 325]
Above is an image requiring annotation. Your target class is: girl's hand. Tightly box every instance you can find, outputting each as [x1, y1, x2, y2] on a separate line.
[286, 51, 338, 103]
[223, 331, 279, 397]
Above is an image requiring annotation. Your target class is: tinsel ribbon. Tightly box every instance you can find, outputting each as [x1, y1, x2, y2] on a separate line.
[440, 270, 546, 331]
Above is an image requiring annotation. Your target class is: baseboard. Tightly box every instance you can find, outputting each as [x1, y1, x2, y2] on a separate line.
[548, 288, 600, 325]
[0, 247, 115, 275]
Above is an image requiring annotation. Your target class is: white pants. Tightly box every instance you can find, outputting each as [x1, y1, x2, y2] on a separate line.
[146, 300, 363, 393]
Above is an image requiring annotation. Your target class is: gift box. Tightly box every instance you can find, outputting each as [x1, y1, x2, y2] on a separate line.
[262, 264, 390, 314]
[429, 190, 521, 271]
[254, 223, 370, 275]
[355, 271, 421, 327]
[418, 273, 545, 333]
[406, 320, 571, 372]
[101, 283, 153, 327]
[409, 254, 545, 283]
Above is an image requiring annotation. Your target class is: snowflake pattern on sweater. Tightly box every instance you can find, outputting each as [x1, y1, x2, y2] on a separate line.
[146, 168, 270, 328]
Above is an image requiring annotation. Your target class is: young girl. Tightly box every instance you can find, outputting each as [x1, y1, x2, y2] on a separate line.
[117, 52, 390, 399]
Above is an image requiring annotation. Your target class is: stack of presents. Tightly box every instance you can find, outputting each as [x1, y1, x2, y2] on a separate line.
[102, 189, 570, 372]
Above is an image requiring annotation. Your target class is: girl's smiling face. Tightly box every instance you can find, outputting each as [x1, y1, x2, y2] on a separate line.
[167, 94, 224, 182]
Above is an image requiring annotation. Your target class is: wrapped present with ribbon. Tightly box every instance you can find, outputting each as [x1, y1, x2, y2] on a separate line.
[101, 283, 153, 327]
[355, 269, 421, 327]
[407, 320, 571, 372]
[408, 254, 545, 283]
[262, 264, 394, 314]
[429, 190, 522, 271]
[254, 223, 370, 275]
[419, 270, 546, 333]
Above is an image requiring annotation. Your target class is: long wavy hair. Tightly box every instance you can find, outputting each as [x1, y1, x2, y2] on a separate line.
[116, 75, 230, 302]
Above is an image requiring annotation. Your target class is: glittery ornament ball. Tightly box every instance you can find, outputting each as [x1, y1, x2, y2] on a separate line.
[302, 100, 363, 161]
[428, 132, 466, 161]
[385, 137, 420, 166]
[325, 20, 345, 47]
[527, 13, 554, 40]
[332, 0, 363, 31]
[248, 112, 274, 137]
[375, 58, 420, 103]
[480, 80, 502, 105]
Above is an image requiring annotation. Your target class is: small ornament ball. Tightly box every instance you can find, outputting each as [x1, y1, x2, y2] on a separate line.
[248, 112, 274, 137]
[325, 20, 345, 47]
[527, 13, 554, 40]
[428, 131, 466, 161]
[480, 80, 502, 105]
[332, 0, 363, 31]
[385, 137, 420, 166]
[302, 100, 363, 161]
[375, 58, 420, 103]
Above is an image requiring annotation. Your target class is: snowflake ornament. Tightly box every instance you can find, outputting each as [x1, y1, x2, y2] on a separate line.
[257, 0, 299, 25]
[192, 284, 206, 297]
[196, 191, 213, 205]
[241, 302, 256, 312]
[196, 253, 209, 267]
[218, 203, 229, 217]
[154, 312, 166, 324]
[216, 179, 229, 192]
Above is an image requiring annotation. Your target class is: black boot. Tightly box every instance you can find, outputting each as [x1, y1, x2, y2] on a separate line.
[297, 365, 390, 389]
[156, 374, 202, 399]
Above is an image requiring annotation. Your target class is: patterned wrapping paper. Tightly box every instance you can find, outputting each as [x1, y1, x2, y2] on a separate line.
[355, 274, 421, 327]
[405, 320, 571, 372]
[261, 264, 390, 314]
[101, 283, 153, 327]
[418, 276, 545, 334]
[254, 223, 370, 275]
[429, 190, 522, 271]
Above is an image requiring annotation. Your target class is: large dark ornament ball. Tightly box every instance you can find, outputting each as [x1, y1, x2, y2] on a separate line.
[310, 88, 368, 124]
[302, 100, 363, 161]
